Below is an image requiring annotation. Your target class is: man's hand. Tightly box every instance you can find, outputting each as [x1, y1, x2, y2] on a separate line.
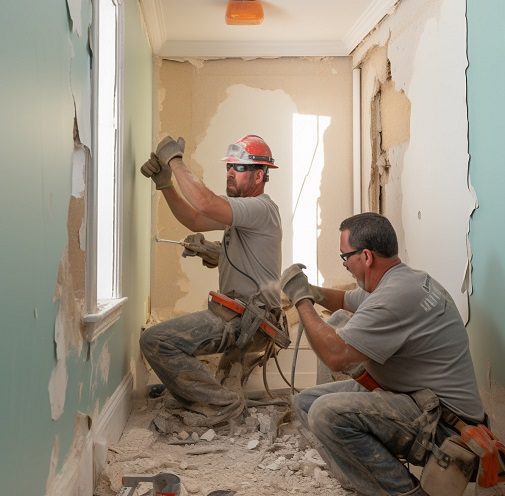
[140, 152, 173, 190]
[156, 136, 185, 166]
[182, 233, 221, 268]
[280, 264, 314, 307]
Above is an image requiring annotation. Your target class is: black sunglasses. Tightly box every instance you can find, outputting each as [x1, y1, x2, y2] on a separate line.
[226, 163, 263, 172]
[340, 248, 363, 262]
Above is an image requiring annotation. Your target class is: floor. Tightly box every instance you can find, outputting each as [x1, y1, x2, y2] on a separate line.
[94, 390, 355, 496]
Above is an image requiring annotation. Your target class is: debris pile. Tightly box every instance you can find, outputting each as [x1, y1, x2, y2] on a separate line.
[94, 396, 355, 496]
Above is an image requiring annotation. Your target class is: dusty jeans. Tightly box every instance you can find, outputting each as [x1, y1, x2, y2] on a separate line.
[140, 309, 266, 421]
[293, 380, 424, 496]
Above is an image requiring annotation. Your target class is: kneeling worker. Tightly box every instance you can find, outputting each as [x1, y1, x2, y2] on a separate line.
[281, 212, 485, 496]
[140, 134, 284, 427]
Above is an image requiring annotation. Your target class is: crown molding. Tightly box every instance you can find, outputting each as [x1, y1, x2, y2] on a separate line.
[343, 0, 399, 54]
[158, 40, 348, 59]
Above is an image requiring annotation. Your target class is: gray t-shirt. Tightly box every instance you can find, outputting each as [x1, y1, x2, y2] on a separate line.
[340, 263, 484, 421]
[218, 193, 282, 310]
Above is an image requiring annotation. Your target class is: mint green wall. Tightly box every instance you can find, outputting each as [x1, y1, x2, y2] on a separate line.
[467, 0, 505, 433]
[0, 0, 152, 493]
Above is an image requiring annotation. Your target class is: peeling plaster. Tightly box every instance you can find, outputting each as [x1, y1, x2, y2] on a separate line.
[354, 0, 474, 321]
[48, 119, 88, 419]
[46, 413, 91, 495]
[98, 342, 111, 384]
[153, 57, 354, 320]
[66, 0, 83, 37]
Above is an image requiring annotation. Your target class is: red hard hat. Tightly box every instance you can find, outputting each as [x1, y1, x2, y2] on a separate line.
[222, 135, 277, 168]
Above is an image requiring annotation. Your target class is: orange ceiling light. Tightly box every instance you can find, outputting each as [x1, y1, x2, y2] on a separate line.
[225, 0, 264, 25]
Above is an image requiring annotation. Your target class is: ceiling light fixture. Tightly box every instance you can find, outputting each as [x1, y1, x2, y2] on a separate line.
[225, 0, 264, 25]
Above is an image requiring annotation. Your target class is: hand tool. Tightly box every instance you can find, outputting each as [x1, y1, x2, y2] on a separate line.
[155, 236, 189, 247]
[118, 473, 181, 496]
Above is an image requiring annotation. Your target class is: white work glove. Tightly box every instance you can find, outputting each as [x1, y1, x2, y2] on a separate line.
[182, 233, 221, 269]
[156, 135, 185, 166]
[280, 264, 315, 307]
[140, 152, 174, 190]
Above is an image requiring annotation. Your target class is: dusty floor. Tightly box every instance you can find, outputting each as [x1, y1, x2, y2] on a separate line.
[94, 391, 356, 496]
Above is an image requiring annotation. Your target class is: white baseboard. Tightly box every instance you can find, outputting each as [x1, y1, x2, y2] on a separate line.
[46, 372, 133, 496]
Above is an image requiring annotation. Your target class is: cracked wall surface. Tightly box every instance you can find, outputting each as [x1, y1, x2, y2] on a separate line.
[354, 0, 474, 321]
[152, 57, 355, 322]
[0, 1, 152, 493]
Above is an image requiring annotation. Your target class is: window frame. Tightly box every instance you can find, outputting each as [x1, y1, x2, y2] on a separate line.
[82, 0, 127, 342]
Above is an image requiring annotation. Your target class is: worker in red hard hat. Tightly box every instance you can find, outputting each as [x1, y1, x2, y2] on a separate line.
[139, 134, 285, 428]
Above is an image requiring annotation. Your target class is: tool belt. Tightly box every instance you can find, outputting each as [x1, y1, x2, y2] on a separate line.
[208, 291, 290, 350]
[353, 367, 504, 494]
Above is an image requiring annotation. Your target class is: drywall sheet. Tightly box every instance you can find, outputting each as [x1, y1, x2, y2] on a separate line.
[153, 57, 354, 321]
[354, 0, 474, 321]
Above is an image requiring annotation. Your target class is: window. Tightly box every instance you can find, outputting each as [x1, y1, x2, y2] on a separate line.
[82, 0, 126, 341]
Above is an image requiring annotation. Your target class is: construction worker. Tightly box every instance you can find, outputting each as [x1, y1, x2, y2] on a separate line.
[139, 134, 282, 427]
[280, 212, 485, 496]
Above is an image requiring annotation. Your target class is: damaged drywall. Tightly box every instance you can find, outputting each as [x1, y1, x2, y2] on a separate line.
[354, 0, 475, 321]
[152, 57, 354, 323]
[49, 118, 88, 420]
[359, 45, 410, 253]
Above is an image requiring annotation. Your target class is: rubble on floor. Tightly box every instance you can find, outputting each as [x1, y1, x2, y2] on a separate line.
[94, 393, 356, 496]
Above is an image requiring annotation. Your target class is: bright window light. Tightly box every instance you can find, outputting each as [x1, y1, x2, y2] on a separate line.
[291, 113, 331, 286]
[83, 0, 125, 341]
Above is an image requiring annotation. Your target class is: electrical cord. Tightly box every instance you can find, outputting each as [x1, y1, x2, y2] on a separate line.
[290, 321, 304, 395]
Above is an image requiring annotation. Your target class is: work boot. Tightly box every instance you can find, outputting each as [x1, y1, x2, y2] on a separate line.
[180, 398, 245, 427]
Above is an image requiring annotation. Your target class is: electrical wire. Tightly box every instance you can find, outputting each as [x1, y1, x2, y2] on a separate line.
[291, 122, 321, 222]
[290, 321, 305, 395]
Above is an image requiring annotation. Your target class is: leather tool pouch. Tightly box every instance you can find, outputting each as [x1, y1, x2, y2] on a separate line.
[407, 388, 442, 466]
[421, 436, 477, 496]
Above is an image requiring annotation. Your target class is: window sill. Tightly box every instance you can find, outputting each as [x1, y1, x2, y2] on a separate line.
[82, 297, 128, 342]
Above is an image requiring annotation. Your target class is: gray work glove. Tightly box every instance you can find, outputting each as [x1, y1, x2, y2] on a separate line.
[182, 233, 222, 269]
[156, 135, 185, 166]
[280, 263, 315, 307]
[309, 284, 324, 304]
[140, 152, 174, 190]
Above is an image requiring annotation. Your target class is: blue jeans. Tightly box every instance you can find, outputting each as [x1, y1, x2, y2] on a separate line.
[140, 309, 267, 416]
[293, 380, 424, 495]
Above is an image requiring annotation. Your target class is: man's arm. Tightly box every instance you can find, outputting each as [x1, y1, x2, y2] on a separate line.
[161, 183, 227, 232]
[295, 300, 367, 372]
[147, 136, 232, 231]
[310, 285, 348, 313]
[169, 157, 233, 227]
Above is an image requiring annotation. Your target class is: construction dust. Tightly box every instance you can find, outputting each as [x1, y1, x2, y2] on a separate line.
[94, 392, 356, 496]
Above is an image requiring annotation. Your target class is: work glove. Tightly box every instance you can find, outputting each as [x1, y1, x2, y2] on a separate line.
[140, 152, 174, 190]
[156, 135, 185, 166]
[280, 263, 315, 307]
[182, 233, 222, 269]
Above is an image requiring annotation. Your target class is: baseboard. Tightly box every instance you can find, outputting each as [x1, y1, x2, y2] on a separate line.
[46, 372, 133, 496]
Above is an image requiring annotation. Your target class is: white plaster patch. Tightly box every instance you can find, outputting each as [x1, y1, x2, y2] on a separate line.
[66, 0, 83, 37]
[355, 0, 475, 322]
[99, 342, 111, 384]
[49, 308, 68, 420]
[72, 143, 86, 198]
[45, 436, 60, 495]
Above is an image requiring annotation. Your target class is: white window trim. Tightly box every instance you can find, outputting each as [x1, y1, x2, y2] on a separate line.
[83, 0, 126, 342]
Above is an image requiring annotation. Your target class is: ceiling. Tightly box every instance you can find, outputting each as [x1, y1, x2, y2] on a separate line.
[139, 0, 398, 59]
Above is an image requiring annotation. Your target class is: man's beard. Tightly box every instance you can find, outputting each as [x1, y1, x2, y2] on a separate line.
[226, 181, 240, 197]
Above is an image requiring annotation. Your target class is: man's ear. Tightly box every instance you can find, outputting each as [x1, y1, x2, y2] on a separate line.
[363, 249, 374, 267]
[256, 169, 267, 184]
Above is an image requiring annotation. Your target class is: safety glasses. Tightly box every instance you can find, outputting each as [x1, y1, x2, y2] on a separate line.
[339, 249, 363, 262]
[226, 163, 261, 172]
